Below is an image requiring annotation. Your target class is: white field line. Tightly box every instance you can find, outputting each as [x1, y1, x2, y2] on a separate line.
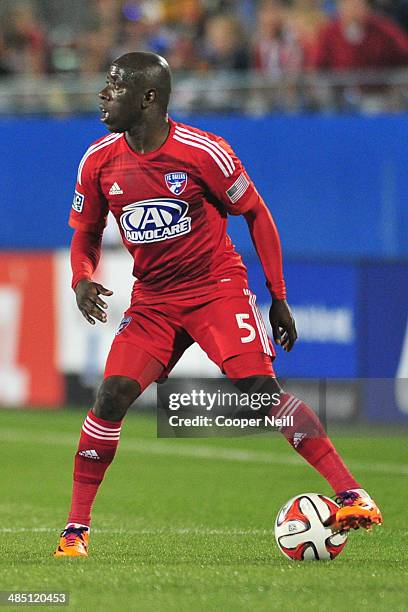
[0, 527, 273, 535]
[1, 428, 407, 476]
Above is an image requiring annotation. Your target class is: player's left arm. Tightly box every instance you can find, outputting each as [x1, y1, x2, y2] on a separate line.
[201, 134, 297, 351]
[243, 195, 297, 352]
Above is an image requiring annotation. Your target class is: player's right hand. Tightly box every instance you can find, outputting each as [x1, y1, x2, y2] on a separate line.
[75, 279, 113, 325]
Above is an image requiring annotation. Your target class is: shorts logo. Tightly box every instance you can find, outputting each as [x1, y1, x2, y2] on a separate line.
[120, 198, 192, 244]
[116, 316, 132, 335]
[165, 172, 188, 195]
[72, 190, 85, 213]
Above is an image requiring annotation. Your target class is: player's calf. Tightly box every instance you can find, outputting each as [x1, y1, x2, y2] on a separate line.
[54, 376, 141, 558]
[223, 358, 369, 511]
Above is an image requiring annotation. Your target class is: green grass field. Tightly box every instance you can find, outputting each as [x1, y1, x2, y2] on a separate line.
[0, 409, 407, 611]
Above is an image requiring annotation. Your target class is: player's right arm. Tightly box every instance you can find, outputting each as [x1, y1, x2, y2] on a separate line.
[69, 147, 113, 325]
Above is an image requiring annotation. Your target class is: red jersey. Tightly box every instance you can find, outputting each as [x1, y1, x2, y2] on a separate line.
[69, 119, 259, 301]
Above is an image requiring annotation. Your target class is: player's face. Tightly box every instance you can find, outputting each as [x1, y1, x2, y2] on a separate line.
[98, 65, 143, 133]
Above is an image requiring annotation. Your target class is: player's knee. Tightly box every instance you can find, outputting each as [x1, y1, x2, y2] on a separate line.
[93, 376, 141, 421]
[226, 375, 283, 417]
[232, 375, 282, 396]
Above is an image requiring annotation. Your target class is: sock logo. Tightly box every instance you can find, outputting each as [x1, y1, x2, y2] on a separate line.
[79, 449, 100, 460]
[293, 432, 306, 448]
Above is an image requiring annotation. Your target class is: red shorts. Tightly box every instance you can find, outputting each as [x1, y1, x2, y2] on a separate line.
[104, 286, 275, 388]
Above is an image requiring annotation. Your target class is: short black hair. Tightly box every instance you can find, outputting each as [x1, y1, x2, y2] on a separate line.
[112, 52, 172, 112]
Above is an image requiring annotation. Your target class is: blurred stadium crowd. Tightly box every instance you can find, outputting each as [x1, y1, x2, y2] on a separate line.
[2, 0, 408, 77]
[1, 0, 408, 112]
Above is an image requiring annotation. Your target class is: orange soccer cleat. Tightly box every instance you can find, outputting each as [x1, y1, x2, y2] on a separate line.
[53, 525, 90, 557]
[331, 488, 383, 532]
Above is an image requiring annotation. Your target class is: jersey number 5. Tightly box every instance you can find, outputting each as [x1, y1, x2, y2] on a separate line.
[235, 313, 256, 343]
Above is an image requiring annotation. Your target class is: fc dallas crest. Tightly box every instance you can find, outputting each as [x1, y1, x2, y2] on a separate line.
[165, 172, 188, 195]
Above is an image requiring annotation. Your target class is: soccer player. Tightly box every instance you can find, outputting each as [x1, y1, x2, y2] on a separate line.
[54, 52, 382, 557]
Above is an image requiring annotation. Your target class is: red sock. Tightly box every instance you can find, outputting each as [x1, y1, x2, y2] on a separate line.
[271, 394, 360, 494]
[67, 410, 122, 527]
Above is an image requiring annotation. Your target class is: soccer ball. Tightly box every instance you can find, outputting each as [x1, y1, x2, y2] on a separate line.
[274, 493, 348, 561]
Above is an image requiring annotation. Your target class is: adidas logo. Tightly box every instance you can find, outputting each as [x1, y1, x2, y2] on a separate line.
[109, 182, 123, 195]
[79, 449, 100, 460]
[292, 432, 306, 448]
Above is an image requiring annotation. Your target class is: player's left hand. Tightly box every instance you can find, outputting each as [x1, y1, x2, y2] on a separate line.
[269, 299, 297, 352]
